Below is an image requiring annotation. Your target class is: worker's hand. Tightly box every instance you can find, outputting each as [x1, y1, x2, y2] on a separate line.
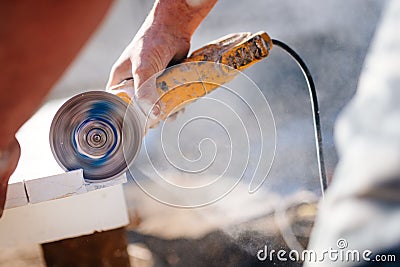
[0, 138, 20, 217]
[107, 0, 217, 119]
[106, 24, 190, 117]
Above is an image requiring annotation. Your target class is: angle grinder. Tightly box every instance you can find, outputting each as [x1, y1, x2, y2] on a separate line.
[49, 31, 273, 182]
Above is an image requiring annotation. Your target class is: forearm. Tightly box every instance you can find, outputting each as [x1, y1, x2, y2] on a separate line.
[0, 0, 112, 149]
[144, 0, 217, 40]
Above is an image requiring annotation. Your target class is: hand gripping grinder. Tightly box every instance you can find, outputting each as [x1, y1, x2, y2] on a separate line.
[49, 32, 273, 182]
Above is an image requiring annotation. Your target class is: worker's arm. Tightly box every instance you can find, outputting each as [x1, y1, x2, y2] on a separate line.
[0, 0, 113, 216]
[107, 0, 218, 115]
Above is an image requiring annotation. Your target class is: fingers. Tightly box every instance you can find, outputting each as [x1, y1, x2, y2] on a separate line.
[106, 32, 191, 125]
[107, 55, 165, 120]
[131, 41, 189, 118]
[0, 138, 20, 217]
[133, 67, 162, 118]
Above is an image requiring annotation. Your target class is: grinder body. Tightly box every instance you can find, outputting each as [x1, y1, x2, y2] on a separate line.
[49, 31, 273, 182]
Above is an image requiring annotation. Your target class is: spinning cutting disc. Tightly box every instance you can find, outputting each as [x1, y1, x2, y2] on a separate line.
[49, 91, 143, 182]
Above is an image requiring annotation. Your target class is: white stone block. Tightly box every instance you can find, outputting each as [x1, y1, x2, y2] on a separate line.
[25, 170, 87, 204]
[0, 184, 129, 247]
[4, 182, 28, 209]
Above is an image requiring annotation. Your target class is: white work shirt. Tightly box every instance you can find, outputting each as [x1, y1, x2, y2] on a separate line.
[305, 0, 400, 266]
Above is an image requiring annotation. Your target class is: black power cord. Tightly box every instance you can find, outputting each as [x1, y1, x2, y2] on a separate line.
[271, 39, 328, 194]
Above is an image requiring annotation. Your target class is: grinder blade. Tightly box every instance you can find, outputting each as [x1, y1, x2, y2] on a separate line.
[49, 91, 143, 182]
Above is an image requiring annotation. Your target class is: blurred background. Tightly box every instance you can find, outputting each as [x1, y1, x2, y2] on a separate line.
[0, 0, 388, 266]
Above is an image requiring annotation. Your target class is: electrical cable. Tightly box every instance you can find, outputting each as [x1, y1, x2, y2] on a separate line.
[271, 39, 328, 195]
